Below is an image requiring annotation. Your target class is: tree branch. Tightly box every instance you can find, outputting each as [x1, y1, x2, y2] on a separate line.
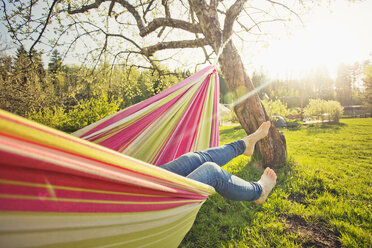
[237, 18, 287, 33]
[140, 18, 202, 37]
[142, 0, 155, 23]
[142, 38, 208, 57]
[29, 0, 59, 55]
[115, 0, 145, 31]
[68, 0, 104, 14]
[116, 0, 202, 37]
[1, 0, 24, 47]
[157, 0, 170, 37]
[223, 0, 248, 41]
[108, 0, 116, 17]
[266, 0, 304, 26]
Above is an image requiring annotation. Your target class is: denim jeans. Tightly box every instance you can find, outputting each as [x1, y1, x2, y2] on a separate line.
[160, 140, 262, 201]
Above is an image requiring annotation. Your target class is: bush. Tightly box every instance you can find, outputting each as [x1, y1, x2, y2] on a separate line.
[304, 99, 343, 123]
[286, 119, 302, 129]
[261, 99, 290, 118]
[26, 92, 122, 132]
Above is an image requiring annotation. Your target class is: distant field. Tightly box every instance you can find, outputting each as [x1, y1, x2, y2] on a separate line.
[180, 118, 372, 248]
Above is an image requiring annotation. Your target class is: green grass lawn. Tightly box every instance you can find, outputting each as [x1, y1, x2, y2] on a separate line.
[180, 118, 372, 248]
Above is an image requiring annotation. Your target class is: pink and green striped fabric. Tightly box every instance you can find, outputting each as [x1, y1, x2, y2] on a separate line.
[74, 65, 220, 165]
[0, 66, 219, 247]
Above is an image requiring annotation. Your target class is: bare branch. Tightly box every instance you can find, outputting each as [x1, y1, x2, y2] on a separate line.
[223, 0, 248, 41]
[243, 9, 262, 32]
[29, 0, 59, 55]
[106, 33, 143, 51]
[237, 18, 287, 33]
[162, 0, 170, 19]
[108, 0, 116, 17]
[157, 0, 170, 37]
[111, 50, 134, 71]
[190, 1, 211, 65]
[1, 0, 23, 47]
[143, 0, 155, 23]
[68, 0, 104, 14]
[266, 0, 304, 26]
[142, 38, 209, 57]
[61, 29, 101, 61]
[66, 0, 202, 44]
[217, 9, 226, 15]
[115, 0, 145, 31]
[140, 18, 202, 37]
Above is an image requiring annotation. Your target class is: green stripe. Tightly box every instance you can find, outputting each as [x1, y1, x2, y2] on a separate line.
[34, 207, 200, 248]
[0, 194, 202, 205]
[196, 74, 215, 151]
[0, 203, 202, 218]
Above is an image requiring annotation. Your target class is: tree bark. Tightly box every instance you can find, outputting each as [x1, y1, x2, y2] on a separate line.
[218, 42, 286, 168]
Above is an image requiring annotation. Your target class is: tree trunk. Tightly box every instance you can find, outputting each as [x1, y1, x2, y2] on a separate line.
[187, 0, 286, 167]
[219, 42, 286, 168]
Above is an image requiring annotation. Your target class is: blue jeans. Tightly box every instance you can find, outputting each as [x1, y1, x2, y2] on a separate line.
[160, 140, 262, 201]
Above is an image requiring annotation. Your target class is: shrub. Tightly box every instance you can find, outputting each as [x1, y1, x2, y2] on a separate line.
[26, 92, 122, 132]
[261, 99, 290, 118]
[26, 106, 67, 129]
[304, 99, 343, 123]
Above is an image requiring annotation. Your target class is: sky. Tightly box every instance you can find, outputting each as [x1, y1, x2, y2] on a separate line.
[1, 0, 371, 80]
[248, 0, 372, 80]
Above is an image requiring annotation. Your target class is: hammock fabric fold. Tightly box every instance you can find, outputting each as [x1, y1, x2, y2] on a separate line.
[0, 66, 219, 247]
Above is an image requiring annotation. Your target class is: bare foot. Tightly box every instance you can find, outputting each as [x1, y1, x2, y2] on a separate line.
[255, 167, 277, 204]
[242, 121, 271, 156]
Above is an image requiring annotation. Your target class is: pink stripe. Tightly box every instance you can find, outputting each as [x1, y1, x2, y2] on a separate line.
[0, 198, 195, 213]
[0, 165, 207, 200]
[80, 66, 214, 138]
[153, 75, 211, 165]
[210, 69, 220, 147]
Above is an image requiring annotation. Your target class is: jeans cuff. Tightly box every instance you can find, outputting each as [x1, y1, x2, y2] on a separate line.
[237, 139, 246, 155]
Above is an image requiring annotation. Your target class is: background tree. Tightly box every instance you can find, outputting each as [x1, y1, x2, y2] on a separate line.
[0, 46, 54, 115]
[309, 66, 334, 100]
[1, 0, 309, 167]
[336, 63, 352, 106]
[362, 64, 372, 115]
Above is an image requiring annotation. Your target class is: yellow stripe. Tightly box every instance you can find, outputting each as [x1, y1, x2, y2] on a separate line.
[0, 194, 202, 205]
[0, 179, 167, 198]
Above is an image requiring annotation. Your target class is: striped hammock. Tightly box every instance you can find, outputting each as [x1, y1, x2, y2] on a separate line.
[74, 65, 219, 165]
[0, 66, 219, 247]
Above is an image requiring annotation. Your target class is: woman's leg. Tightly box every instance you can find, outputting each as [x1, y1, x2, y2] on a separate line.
[186, 162, 262, 201]
[159, 121, 271, 176]
[187, 162, 277, 203]
[159, 140, 246, 176]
